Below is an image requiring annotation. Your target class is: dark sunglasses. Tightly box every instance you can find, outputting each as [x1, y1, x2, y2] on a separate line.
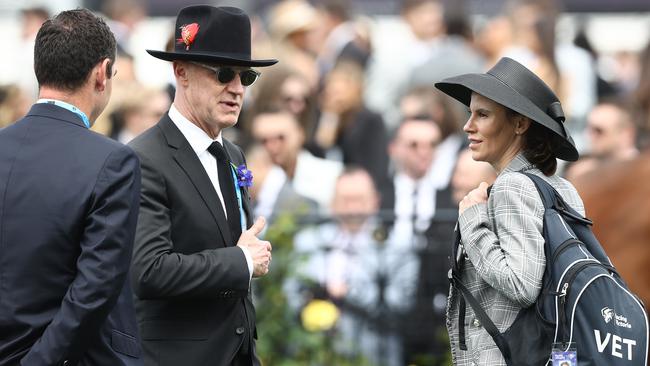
[191, 62, 261, 86]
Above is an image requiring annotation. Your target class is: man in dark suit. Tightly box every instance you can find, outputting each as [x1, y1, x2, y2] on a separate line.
[381, 114, 455, 362]
[0, 9, 142, 366]
[128, 6, 275, 366]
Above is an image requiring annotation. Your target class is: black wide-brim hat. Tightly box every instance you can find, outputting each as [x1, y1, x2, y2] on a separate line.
[435, 57, 578, 161]
[147, 5, 277, 67]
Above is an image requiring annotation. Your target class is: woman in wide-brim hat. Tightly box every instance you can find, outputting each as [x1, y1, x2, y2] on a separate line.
[434, 57, 586, 365]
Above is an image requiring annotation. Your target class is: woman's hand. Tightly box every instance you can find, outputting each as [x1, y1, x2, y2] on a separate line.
[459, 181, 490, 215]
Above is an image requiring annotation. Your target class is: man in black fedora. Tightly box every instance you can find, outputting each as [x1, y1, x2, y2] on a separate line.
[128, 6, 276, 366]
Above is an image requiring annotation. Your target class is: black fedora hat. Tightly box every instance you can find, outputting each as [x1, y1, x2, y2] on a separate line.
[435, 57, 578, 161]
[147, 5, 277, 67]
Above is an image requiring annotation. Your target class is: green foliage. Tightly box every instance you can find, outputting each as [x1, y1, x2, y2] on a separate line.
[253, 213, 368, 365]
[406, 327, 452, 366]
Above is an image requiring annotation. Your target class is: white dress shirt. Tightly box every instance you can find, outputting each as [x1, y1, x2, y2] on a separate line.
[392, 172, 437, 248]
[254, 165, 287, 219]
[168, 104, 253, 279]
[292, 150, 343, 211]
[428, 134, 463, 189]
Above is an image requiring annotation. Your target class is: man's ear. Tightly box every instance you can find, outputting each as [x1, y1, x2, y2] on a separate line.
[95, 58, 111, 92]
[173, 61, 190, 87]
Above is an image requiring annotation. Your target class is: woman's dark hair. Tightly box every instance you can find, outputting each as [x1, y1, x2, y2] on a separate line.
[507, 108, 558, 175]
[34, 9, 116, 91]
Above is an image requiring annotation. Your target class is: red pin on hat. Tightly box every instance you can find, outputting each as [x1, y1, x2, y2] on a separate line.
[177, 23, 199, 50]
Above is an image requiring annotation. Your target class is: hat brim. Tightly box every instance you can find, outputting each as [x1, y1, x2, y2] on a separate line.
[147, 49, 278, 67]
[435, 73, 578, 161]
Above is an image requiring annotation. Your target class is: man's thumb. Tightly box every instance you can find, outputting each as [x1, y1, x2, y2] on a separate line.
[247, 216, 266, 236]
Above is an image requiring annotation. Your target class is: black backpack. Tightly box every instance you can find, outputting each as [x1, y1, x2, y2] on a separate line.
[449, 172, 649, 365]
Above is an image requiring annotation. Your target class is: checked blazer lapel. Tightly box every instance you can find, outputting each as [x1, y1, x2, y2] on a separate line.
[158, 116, 234, 246]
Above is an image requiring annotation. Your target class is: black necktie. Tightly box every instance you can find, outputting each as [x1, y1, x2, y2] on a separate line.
[207, 141, 242, 243]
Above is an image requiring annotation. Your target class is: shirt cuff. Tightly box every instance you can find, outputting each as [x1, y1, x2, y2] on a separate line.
[240, 246, 254, 281]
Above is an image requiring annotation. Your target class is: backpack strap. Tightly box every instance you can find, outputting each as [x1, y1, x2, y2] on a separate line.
[521, 173, 555, 207]
[521, 173, 592, 225]
[521, 173, 614, 268]
[450, 229, 514, 366]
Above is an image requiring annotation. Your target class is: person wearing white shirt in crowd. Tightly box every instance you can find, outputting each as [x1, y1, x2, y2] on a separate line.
[382, 114, 443, 246]
[292, 167, 418, 366]
[251, 108, 343, 211]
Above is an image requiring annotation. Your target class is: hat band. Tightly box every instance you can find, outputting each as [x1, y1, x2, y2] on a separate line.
[178, 50, 253, 61]
[547, 101, 565, 123]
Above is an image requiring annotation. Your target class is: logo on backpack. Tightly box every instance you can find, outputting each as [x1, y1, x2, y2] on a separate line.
[602, 307, 614, 323]
[602, 307, 633, 329]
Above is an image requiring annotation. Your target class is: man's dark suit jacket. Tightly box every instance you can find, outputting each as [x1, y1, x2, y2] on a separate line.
[0, 104, 142, 366]
[128, 115, 257, 366]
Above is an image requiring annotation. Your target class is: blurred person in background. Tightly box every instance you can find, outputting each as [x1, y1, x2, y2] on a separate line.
[0, 9, 142, 365]
[0, 84, 31, 127]
[406, 0, 485, 92]
[251, 107, 342, 210]
[561, 154, 599, 184]
[113, 48, 138, 84]
[1, 6, 50, 99]
[364, 0, 447, 130]
[476, 0, 596, 147]
[266, 0, 320, 88]
[21, 7, 49, 45]
[292, 167, 418, 366]
[402, 147, 497, 363]
[246, 144, 318, 226]
[128, 6, 275, 365]
[501, 0, 564, 96]
[399, 86, 466, 194]
[586, 99, 639, 163]
[243, 66, 317, 149]
[572, 26, 619, 101]
[382, 114, 442, 243]
[92, 48, 140, 136]
[385, 116, 444, 365]
[312, 0, 372, 80]
[450, 148, 497, 207]
[313, 60, 390, 192]
[474, 10, 512, 68]
[109, 83, 171, 143]
[101, 0, 147, 52]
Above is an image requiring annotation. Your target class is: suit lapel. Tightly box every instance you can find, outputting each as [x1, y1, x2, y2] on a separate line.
[158, 116, 234, 246]
[224, 140, 253, 229]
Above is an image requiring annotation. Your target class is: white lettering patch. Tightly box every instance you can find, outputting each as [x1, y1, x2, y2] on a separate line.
[594, 330, 636, 361]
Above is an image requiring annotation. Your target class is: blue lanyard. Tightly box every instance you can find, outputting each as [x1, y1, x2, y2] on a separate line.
[229, 166, 247, 232]
[37, 99, 91, 128]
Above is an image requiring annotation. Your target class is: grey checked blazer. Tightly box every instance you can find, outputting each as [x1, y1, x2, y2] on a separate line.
[447, 154, 585, 366]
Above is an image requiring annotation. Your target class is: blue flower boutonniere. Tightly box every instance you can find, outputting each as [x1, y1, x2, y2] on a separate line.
[231, 163, 253, 188]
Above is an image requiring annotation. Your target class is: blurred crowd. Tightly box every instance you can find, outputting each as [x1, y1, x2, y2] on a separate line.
[2, 0, 650, 364]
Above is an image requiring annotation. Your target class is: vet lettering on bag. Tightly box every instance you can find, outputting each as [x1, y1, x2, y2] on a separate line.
[594, 330, 637, 361]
